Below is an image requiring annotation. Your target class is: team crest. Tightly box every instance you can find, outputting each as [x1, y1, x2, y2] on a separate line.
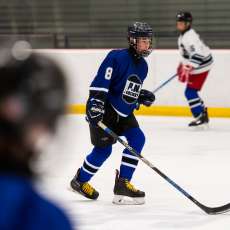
[122, 74, 142, 104]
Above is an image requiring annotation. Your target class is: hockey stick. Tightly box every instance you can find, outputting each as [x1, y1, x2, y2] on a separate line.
[98, 121, 230, 215]
[152, 73, 177, 94]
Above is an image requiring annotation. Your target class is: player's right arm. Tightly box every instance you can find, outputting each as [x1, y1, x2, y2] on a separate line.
[86, 51, 116, 125]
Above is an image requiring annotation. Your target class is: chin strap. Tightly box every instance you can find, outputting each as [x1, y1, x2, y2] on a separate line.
[128, 46, 141, 59]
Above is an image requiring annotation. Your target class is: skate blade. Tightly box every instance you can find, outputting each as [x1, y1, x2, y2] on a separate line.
[68, 186, 90, 198]
[68, 186, 82, 195]
[68, 186, 99, 200]
[113, 195, 145, 205]
[189, 123, 209, 131]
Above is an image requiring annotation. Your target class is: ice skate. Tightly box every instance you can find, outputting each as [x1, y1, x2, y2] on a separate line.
[188, 108, 209, 128]
[70, 169, 99, 200]
[113, 170, 145, 205]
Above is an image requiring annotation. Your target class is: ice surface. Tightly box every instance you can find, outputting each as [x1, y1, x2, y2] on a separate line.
[37, 115, 230, 230]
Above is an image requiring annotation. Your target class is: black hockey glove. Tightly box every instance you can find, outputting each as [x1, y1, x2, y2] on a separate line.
[138, 89, 155, 107]
[86, 98, 105, 126]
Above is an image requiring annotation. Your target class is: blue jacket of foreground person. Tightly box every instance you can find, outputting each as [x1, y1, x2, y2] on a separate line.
[0, 174, 73, 230]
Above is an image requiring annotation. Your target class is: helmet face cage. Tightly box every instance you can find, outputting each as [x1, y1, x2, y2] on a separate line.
[128, 22, 153, 57]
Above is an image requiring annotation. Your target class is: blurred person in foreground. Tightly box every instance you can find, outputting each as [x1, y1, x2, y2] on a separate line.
[0, 41, 74, 230]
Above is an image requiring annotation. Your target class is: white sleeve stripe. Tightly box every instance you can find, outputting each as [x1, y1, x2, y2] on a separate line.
[190, 59, 202, 64]
[89, 87, 109, 92]
[193, 53, 212, 59]
[203, 54, 213, 61]
[192, 54, 212, 61]
[191, 56, 203, 62]
[193, 53, 205, 58]
[195, 60, 213, 70]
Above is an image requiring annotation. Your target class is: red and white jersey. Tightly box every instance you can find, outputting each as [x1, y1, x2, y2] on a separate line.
[178, 28, 213, 74]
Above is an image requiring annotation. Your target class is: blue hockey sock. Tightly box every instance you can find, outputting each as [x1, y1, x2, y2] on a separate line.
[120, 127, 145, 181]
[185, 87, 205, 118]
[78, 145, 112, 182]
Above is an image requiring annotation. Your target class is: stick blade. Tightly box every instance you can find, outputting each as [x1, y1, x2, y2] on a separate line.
[201, 203, 230, 215]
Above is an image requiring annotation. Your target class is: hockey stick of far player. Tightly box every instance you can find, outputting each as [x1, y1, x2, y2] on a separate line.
[98, 121, 230, 215]
[152, 73, 177, 94]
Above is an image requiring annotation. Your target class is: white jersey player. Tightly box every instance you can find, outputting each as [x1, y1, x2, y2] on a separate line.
[176, 11, 213, 127]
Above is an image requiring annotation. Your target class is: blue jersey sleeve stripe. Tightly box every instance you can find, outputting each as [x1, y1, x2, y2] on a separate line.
[89, 87, 109, 93]
[111, 104, 128, 117]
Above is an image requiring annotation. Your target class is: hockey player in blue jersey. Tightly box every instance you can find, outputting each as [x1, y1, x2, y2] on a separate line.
[0, 42, 73, 230]
[70, 22, 155, 205]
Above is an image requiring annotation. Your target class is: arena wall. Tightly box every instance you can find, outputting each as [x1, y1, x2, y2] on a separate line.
[36, 49, 230, 117]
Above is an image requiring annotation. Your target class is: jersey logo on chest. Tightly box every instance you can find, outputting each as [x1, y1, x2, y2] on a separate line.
[122, 74, 142, 104]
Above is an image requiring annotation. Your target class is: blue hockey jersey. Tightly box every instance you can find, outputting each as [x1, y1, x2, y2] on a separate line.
[0, 174, 74, 230]
[89, 49, 148, 117]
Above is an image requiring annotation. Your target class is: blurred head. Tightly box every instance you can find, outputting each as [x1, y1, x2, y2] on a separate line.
[176, 11, 193, 33]
[0, 41, 67, 175]
[128, 22, 153, 58]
